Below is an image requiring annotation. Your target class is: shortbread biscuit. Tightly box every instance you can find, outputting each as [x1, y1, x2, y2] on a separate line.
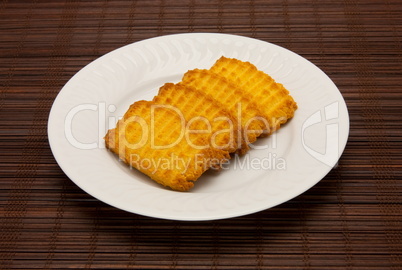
[153, 83, 241, 154]
[180, 69, 269, 153]
[105, 100, 228, 191]
[210, 56, 297, 134]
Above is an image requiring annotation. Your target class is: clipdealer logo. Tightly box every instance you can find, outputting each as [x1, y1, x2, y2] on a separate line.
[63, 101, 341, 169]
[64, 102, 272, 151]
[301, 101, 340, 167]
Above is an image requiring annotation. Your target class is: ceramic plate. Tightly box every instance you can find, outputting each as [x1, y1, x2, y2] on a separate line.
[48, 33, 349, 221]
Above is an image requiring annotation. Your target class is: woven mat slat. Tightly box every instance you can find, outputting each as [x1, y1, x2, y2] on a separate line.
[0, 0, 401, 269]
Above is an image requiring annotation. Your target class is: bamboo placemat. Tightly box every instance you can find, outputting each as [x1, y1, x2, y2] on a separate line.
[0, 0, 401, 269]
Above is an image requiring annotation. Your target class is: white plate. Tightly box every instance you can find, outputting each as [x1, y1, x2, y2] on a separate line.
[48, 33, 349, 221]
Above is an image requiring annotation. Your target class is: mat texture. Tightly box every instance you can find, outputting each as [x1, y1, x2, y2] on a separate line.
[0, 0, 401, 269]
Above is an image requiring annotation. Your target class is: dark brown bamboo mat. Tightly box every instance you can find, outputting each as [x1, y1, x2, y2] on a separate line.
[1, 0, 401, 269]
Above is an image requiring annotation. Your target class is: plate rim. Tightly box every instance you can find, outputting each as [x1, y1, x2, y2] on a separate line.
[48, 33, 350, 221]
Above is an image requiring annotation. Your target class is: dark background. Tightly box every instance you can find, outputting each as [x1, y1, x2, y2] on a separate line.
[0, 0, 401, 269]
